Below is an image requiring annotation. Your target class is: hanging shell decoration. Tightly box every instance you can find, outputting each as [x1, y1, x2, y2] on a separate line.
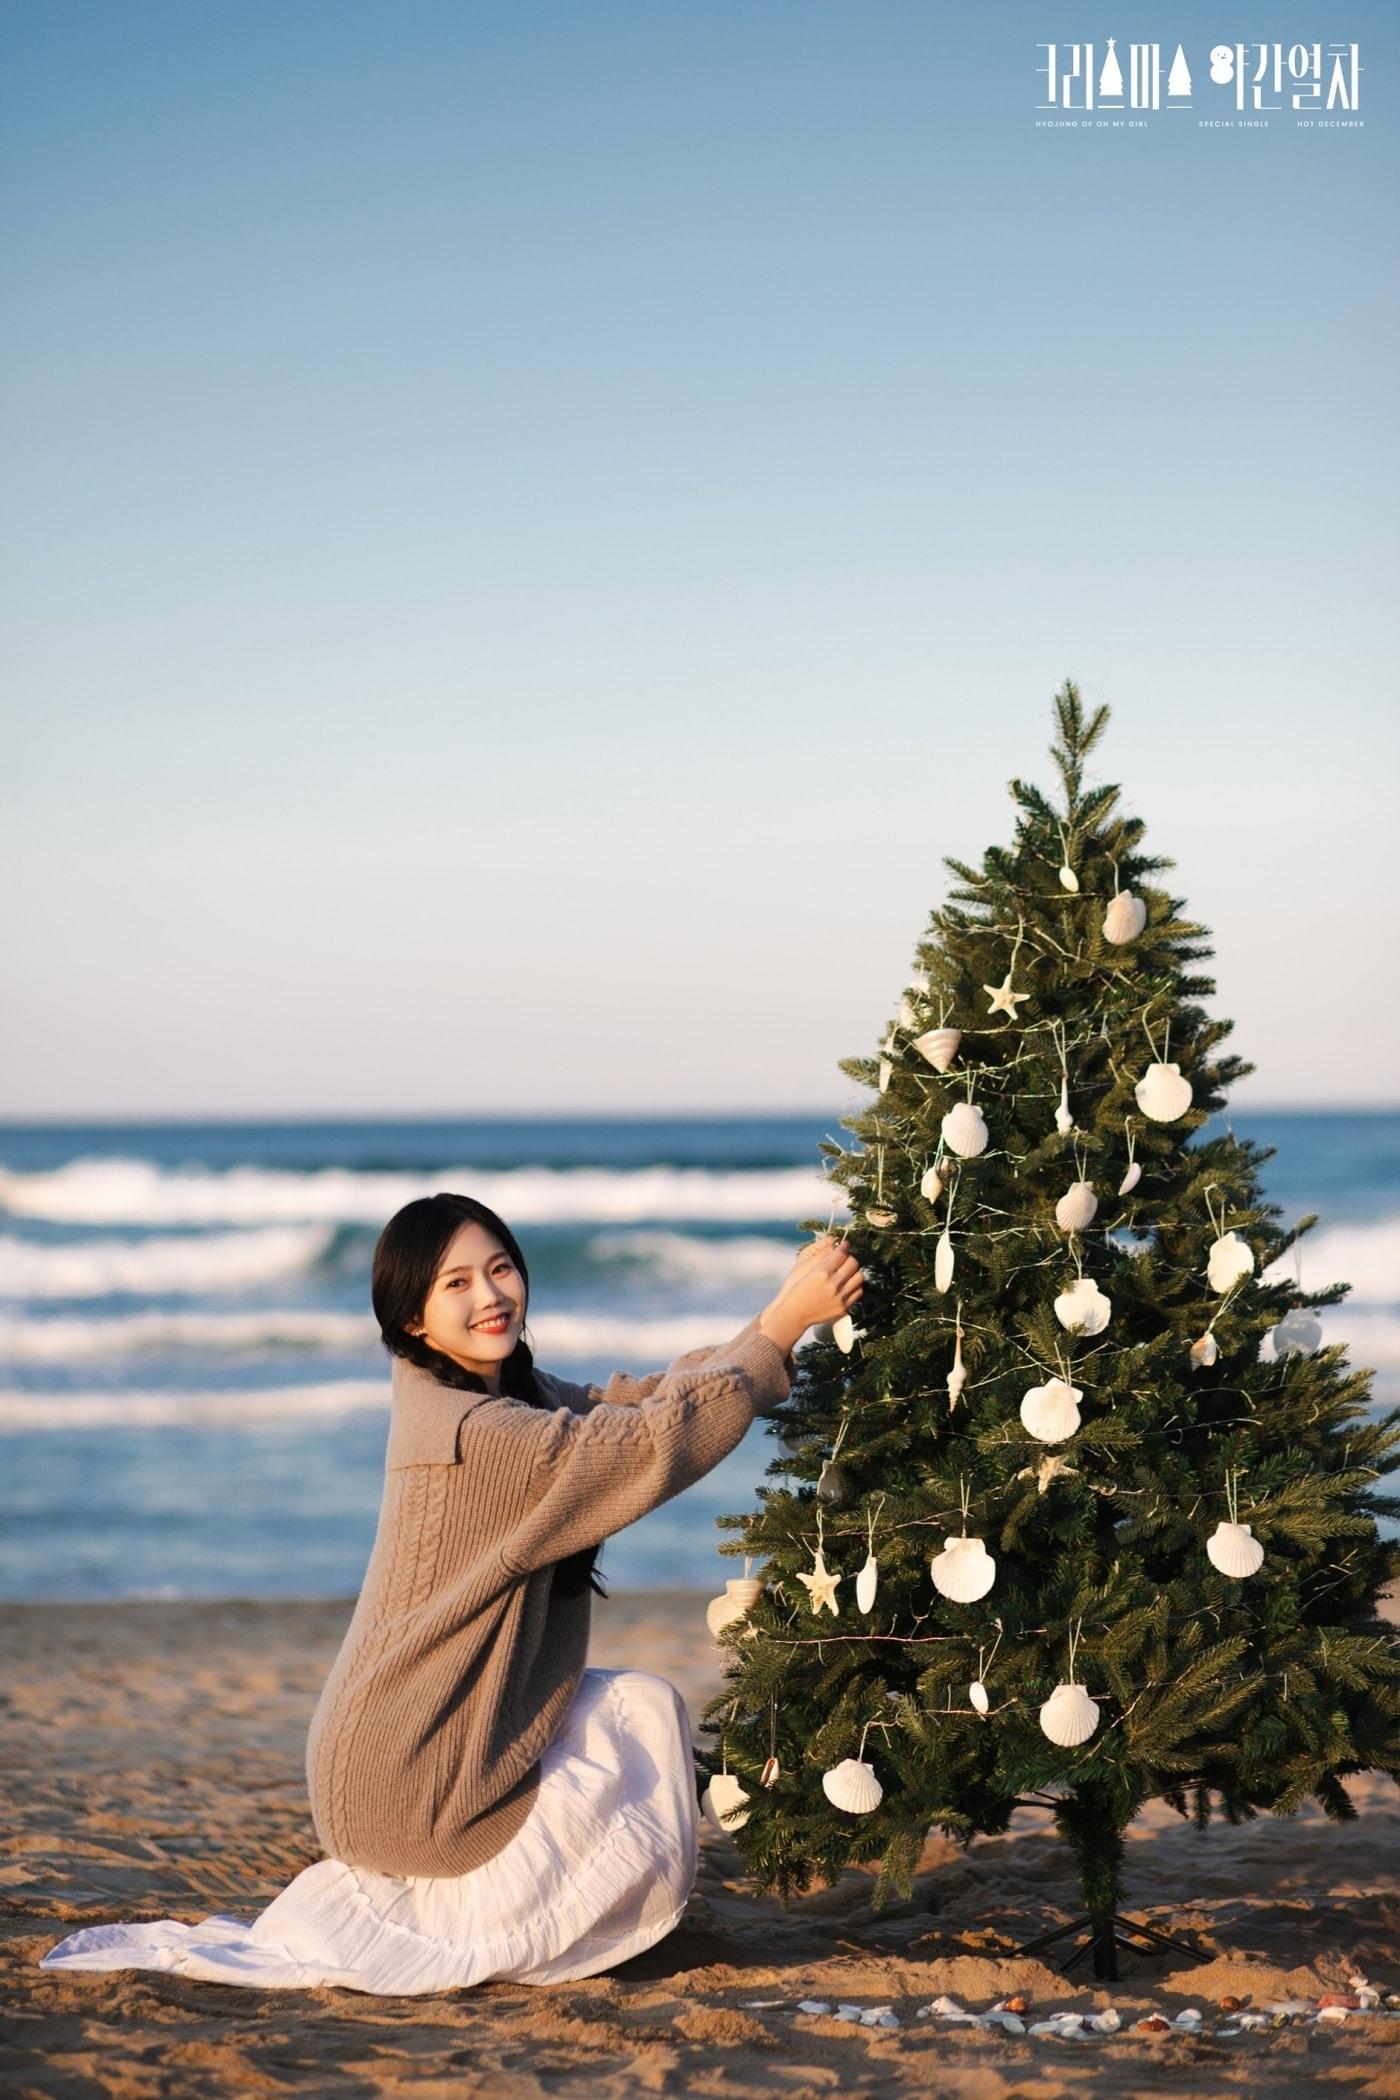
[1207, 1230, 1255, 1293]
[760, 1755, 781, 1789]
[930, 1533, 996, 1602]
[1039, 1682, 1101, 1747]
[855, 1552, 879, 1613]
[865, 1208, 897, 1228]
[1054, 1074, 1074, 1135]
[1020, 1377, 1083, 1444]
[1206, 1520, 1265, 1578]
[831, 1314, 856, 1353]
[1103, 890, 1148, 944]
[705, 1577, 764, 1640]
[934, 1227, 955, 1294]
[899, 992, 919, 1028]
[1188, 1328, 1219, 1370]
[1135, 1060, 1193, 1122]
[701, 1771, 751, 1832]
[1053, 1277, 1111, 1335]
[969, 1679, 990, 1715]
[920, 1162, 946, 1204]
[1118, 1159, 1143, 1195]
[816, 1460, 849, 1507]
[946, 1327, 968, 1406]
[1271, 1307, 1323, 1357]
[941, 1101, 989, 1158]
[1055, 1179, 1098, 1233]
[1058, 862, 1080, 893]
[821, 1757, 884, 1815]
[878, 1058, 893, 1094]
[914, 1026, 961, 1072]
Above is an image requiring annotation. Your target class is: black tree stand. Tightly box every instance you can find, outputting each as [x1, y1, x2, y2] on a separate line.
[1013, 1788, 1211, 1983]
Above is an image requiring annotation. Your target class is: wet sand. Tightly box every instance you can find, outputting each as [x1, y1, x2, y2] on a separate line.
[3, 1590, 1399, 2098]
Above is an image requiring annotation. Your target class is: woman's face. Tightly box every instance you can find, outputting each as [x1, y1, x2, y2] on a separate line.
[411, 1221, 527, 1385]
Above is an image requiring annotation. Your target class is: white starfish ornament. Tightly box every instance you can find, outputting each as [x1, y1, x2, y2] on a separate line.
[795, 1548, 841, 1617]
[983, 972, 1031, 1019]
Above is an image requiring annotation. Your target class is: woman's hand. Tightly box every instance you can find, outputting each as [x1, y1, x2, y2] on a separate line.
[757, 1235, 864, 1358]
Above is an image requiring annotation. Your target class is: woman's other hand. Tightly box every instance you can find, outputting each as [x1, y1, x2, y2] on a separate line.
[757, 1236, 864, 1358]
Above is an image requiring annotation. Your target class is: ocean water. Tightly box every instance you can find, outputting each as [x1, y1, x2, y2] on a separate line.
[1, 1111, 1396, 1600]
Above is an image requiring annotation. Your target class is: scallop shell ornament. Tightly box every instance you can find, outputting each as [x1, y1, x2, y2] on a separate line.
[705, 1577, 764, 1640]
[1038, 1683, 1101, 1747]
[934, 1227, 955, 1294]
[1020, 1378, 1083, 1444]
[1206, 1521, 1264, 1578]
[1271, 1307, 1322, 1358]
[1053, 1277, 1111, 1335]
[855, 1552, 879, 1613]
[941, 1101, 989, 1158]
[831, 1314, 856, 1354]
[946, 1328, 968, 1406]
[930, 1534, 996, 1602]
[1055, 1180, 1098, 1233]
[914, 1026, 961, 1072]
[1135, 1061, 1193, 1122]
[701, 1771, 751, 1832]
[969, 1679, 990, 1715]
[920, 1162, 946, 1203]
[1207, 1231, 1255, 1292]
[821, 1758, 884, 1815]
[1103, 890, 1148, 944]
[1188, 1328, 1219, 1370]
[1118, 1159, 1143, 1195]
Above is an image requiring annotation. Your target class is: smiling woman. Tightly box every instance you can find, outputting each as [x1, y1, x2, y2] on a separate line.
[40, 1188, 865, 1994]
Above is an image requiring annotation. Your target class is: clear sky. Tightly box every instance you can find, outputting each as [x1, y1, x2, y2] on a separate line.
[3, 0, 1396, 1116]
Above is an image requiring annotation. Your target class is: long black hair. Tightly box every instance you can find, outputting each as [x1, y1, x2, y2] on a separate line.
[371, 1192, 603, 1599]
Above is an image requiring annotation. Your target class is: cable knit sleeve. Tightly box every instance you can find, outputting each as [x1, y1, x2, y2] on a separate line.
[488, 1323, 792, 1576]
[537, 1317, 796, 1418]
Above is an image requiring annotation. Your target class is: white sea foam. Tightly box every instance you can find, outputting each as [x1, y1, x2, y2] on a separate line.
[0, 1381, 388, 1430]
[591, 1230, 799, 1286]
[0, 1158, 835, 1227]
[0, 1226, 336, 1300]
[0, 1308, 753, 1366]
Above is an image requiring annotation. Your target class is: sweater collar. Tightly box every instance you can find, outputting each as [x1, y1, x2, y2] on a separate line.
[385, 1355, 494, 1468]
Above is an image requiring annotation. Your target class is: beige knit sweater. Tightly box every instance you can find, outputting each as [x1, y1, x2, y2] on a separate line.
[305, 1317, 792, 1878]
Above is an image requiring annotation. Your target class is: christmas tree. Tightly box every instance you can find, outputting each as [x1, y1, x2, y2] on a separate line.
[704, 684, 1400, 1978]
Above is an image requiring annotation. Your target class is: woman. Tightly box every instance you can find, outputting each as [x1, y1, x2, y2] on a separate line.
[41, 1192, 863, 1995]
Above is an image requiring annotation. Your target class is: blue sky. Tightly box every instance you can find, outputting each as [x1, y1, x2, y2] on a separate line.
[3, 0, 1396, 1114]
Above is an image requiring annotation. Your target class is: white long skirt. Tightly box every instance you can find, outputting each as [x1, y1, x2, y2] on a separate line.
[40, 1668, 699, 1995]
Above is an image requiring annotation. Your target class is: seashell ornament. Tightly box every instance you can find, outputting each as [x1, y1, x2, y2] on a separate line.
[1038, 1683, 1100, 1747]
[1206, 1521, 1264, 1578]
[855, 1552, 879, 1614]
[920, 1162, 945, 1203]
[1055, 1180, 1098, 1233]
[934, 1226, 955, 1294]
[1103, 890, 1148, 944]
[816, 1460, 849, 1507]
[1271, 1307, 1322, 1358]
[969, 1679, 990, 1715]
[864, 1208, 897, 1228]
[1059, 862, 1080, 893]
[1207, 1231, 1255, 1293]
[831, 1314, 856, 1354]
[941, 1101, 989, 1158]
[706, 1577, 764, 1640]
[878, 1058, 892, 1094]
[1188, 1329, 1219, 1370]
[930, 1534, 996, 1602]
[914, 1026, 961, 1072]
[1054, 1075, 1074, 1135]
[899, 993, 918, 1028]
[1118, 1159, 1142, 1195]
[760, 1755, 781, 1789]
[946, 1323, 967, 1407]
[1053, 1277, 1111, 1335]
[1020, 1378, 1083, 1444]
[821, 1758, 883, 1815]
[701, 1771, 751, 1832]
[1135, 1061, 1193, 1122]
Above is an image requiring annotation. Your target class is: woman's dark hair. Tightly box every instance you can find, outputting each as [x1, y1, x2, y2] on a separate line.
[372, 1192, 603, 1599]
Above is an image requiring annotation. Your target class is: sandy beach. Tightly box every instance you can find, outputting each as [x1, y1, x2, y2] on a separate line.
[4, 1590, 1399, 2100]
